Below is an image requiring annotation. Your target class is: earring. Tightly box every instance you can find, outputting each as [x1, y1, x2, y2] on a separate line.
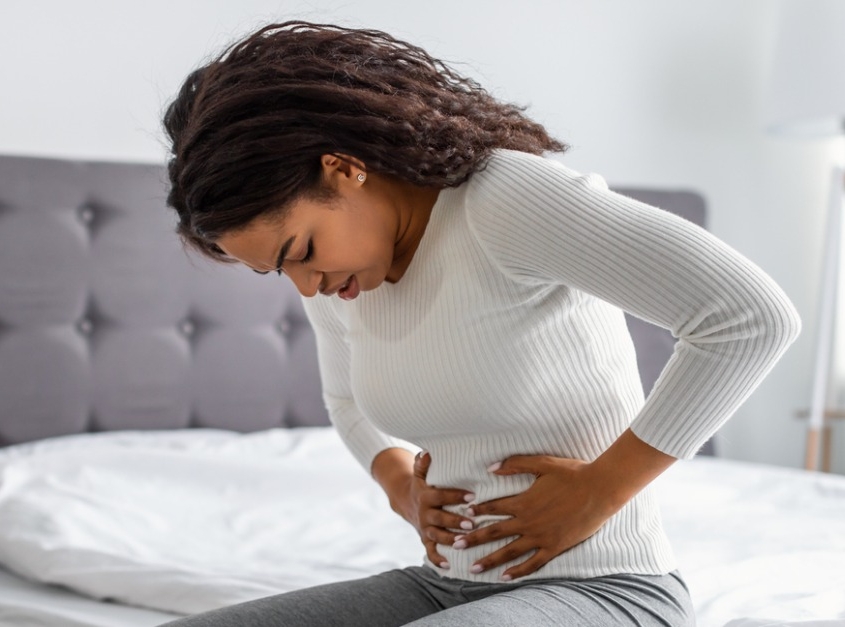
[357, 173, 366, 182]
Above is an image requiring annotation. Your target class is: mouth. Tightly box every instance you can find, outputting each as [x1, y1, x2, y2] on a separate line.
[338, 275, 360, 301]
[322, 275, 355, 298]
[335, 276, 352, 295]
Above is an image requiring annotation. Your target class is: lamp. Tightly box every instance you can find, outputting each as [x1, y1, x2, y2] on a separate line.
[766, 0, 845, 472]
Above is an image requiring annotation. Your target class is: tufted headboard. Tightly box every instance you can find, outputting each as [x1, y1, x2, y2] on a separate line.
[0, 156, 710, 453]
[0, 156, 329, 446]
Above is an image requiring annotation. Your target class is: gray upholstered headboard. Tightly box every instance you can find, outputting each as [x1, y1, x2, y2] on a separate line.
[0, 156, 710, 454]
[0, 156, 329, 446]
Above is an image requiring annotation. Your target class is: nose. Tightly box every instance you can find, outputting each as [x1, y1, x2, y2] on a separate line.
[285, 265, 322, 298]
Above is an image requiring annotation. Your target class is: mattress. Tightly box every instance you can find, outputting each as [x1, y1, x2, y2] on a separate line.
[0, 428, 841, 627]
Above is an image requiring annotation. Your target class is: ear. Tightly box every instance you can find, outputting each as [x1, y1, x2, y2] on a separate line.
[320, 153, 367, 189]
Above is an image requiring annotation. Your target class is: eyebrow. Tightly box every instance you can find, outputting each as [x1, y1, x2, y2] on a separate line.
[251, 235, 295, 275]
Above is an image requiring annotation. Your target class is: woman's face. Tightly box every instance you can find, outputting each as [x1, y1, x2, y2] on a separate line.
[216, 155, 437, 300]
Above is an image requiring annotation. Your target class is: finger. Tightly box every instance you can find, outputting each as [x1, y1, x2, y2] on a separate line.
[423, 538, 450, 571]
[424, 525, 461, 547]
[469, 538, 536, 575]
[421, 487, 475, 508]
[413, 450, 431, 479]
[487, 455, 558, 476]
[467, 494, 519, 517]
[452, 519, 519, 550]
[421, 508, 475, 533]
[501, 549, 554, 581]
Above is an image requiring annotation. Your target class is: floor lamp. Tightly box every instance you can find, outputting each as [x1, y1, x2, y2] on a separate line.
[766, 0, 845, 472]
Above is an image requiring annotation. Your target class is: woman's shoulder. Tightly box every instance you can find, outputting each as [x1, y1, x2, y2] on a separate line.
[470, 149, 607, 195]
[465, 149, 610, 218]
[477, 148, 554, 178]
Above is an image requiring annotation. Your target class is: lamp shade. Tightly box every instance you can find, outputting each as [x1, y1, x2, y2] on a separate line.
[766, 0, 845, 137]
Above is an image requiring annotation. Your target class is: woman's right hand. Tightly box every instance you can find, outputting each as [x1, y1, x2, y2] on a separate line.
[408, 451, 476, 568]
[372, 448, 475, 570]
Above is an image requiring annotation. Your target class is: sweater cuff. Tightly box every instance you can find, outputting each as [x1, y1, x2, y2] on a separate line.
[629, 419, 710, 460]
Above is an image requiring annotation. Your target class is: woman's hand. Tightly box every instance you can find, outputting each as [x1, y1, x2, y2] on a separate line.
[407, 451, 476, 569]
[455, 455, 619, 580]
[457, 430, 677, 580]
[371, 448, 475, 570]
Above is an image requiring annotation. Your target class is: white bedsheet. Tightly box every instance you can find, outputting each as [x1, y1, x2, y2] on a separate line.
[0, 428, 421, 617]
[0, 566, 178, 627]
[0, 428, 841, 627]
[656, 456, 845, 627]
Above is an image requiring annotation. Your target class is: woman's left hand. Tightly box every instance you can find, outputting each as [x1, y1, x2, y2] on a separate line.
[455, 454, 626, 581]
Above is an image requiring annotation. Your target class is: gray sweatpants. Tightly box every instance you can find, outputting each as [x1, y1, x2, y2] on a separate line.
[159, 566, 695, 626]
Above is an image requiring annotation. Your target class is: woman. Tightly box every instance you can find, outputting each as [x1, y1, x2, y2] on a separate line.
[161, 21, 800, 627]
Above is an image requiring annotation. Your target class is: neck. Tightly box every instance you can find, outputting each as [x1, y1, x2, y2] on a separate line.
[386, 182, 441, 283]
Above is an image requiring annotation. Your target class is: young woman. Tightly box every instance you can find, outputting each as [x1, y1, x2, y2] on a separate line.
[160, 21, 800, 627]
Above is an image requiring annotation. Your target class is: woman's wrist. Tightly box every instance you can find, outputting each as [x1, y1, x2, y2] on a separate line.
[371, 448, 416, 520]
[588, 428, 677, 511]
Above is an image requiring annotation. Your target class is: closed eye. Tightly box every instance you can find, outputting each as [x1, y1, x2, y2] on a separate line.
[252, 239, 313, 277]
[300, 240, 314, 265]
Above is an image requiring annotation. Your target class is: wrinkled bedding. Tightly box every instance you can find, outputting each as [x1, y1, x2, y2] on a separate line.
[0, 428, 841, 627]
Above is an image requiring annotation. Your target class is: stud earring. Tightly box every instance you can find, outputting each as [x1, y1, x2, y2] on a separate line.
[357, 173, 366, 182]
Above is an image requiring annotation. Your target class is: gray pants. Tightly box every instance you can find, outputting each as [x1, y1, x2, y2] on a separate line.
[159, 566, 695, 626]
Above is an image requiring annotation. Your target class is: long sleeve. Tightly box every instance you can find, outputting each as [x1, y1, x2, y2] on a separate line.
[465, 150, 801, 459]
[301, 295, 419, 473]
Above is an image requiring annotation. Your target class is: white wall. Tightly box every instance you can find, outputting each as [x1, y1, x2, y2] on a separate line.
[1, 0, 840, 472]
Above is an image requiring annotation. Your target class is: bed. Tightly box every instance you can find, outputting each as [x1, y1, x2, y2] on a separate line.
[0, 155, 842, 627]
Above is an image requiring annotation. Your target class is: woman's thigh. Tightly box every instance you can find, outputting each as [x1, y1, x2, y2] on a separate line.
[404, 571, 695, 627]
[158, 568, 694, 627]
[157, 568, 454, 627]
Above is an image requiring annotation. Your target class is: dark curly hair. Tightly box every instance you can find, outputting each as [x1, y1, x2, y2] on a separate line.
[163, 20, 568, 262]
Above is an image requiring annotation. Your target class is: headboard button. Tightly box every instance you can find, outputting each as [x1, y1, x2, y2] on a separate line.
[276, 319, 291, 335]
[77, 205, 96, 225]
[76, 318, 94, 335]
[178, 319, 196, 337]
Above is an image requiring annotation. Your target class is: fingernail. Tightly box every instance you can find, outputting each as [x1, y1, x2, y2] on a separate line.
[501, 574, 512, 582]
[470, 563, 484, 574]
[439, 562, 450, 570]
[463, 492, 476, 503]
[460, 520, 474, 530]
[453, 539, 467, 550]
[466, 507, 475, 517]
[487, 462, 502, 472]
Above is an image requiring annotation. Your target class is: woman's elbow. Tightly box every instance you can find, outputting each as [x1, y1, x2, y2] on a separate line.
[753, 286, 802, 357]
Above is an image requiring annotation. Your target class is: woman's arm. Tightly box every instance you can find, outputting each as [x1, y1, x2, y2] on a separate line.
[466, 151, 801, 461]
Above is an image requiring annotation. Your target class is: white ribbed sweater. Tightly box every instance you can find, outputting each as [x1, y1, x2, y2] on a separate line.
[302, 149, 801, 582]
